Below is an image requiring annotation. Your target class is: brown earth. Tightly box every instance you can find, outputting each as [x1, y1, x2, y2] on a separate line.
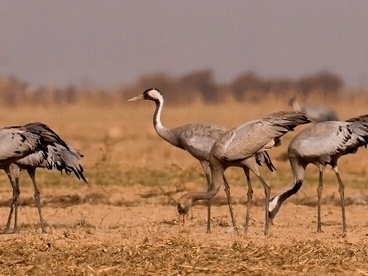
[0, 184, 368, 275]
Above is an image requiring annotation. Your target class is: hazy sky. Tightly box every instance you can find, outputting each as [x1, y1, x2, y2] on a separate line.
[1, 1, 367, 89]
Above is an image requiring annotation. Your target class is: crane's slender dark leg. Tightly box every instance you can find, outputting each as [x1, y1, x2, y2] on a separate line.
[200, 162, 213, 233]
[27, 168, 46, 233]
[223, 177, 239, 234]
[243, 168, 253, 234]
[317, 169, 324, 233]
[333, 166, 346, 232]
[4, 167, 20, 234]
[256, 175, 271, 236]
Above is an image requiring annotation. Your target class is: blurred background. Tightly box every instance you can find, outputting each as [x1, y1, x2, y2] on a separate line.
[0, 0, 367, 106]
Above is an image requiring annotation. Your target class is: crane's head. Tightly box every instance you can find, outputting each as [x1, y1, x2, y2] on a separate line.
[127, 88, 164, 103]
[268, 194, 281, 221]
[176, 193, 193, 226]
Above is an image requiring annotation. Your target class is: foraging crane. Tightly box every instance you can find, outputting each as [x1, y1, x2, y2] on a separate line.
[177, 111, 311, 235]
[289, 97, 338, 122]
[268, 116, 368, 233]
[128, 88, 276, 233]
[5, 122, 87, 233]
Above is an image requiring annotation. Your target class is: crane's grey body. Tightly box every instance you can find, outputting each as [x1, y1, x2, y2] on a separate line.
[162, 123, 228, 160]
[269, 117, 368, 232]
[128, 88, 275, 233]
[289, 97, 338, 122]
[0, 127, 46, 167]
[5, 122, 87, 233]
[177, 111, 311, 235]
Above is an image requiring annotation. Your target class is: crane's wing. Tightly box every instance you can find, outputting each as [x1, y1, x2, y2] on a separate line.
[346, 114, 368, 123]
[14, 151, 46, 167]
[213, 111, 310, 161]
[23, 122, 69, 149]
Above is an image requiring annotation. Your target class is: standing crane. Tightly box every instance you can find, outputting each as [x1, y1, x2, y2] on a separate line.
[6, 122, 87, 233]
[128, 88, 276, 233]
[177, 111, 310, 235]
[0, 123, 57, 233]
[289, 97, 338, 122]
[268, 116, 368, 233]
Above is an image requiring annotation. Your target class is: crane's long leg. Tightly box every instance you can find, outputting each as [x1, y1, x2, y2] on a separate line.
[255, 175, 271, 236]
[243, 168, 253, 234]
[201, 161, 238, 234]
[333, 166, 347, 232]
[27, 168, 46, 233]
[223, 176, 238, 234]
[200, 162, 213, 233]
[317, 169, 324, 233]
[4, 167, 20, 234]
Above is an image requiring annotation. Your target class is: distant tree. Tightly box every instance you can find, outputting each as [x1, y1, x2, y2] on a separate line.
[297, 71, 344, 95]
[0, 75, 27, 105]
[230, 72, 266, 101]
[179, 69, 218, 103]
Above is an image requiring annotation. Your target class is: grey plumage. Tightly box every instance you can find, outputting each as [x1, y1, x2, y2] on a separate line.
[0, 123, 56, 233]
[6, 122, 87, 233]
[269, 116, 368, 233]
[346, 114, 368, 123]
[177, 111, 311, 235]
[128, 88, 276, 233]
[0, 127, 45, 166]
[289, 97, 338, 122]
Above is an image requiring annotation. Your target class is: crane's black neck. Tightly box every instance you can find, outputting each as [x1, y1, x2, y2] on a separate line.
[269, 179, 303, 220]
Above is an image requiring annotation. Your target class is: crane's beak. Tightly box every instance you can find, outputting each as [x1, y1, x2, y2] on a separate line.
[178, 213, 189, 233]
[127, 94, 144, 102]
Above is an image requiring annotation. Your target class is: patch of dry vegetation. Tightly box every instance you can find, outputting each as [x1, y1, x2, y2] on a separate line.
[1, 233, 368, 275]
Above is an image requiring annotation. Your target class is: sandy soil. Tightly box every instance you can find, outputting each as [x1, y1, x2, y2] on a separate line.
[0, 184, 367, 275]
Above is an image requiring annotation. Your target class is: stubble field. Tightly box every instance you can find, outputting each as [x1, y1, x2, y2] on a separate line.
[1, 93, 368, 275]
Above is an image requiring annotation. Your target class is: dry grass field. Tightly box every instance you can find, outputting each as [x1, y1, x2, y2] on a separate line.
[1, 92, 368, 275]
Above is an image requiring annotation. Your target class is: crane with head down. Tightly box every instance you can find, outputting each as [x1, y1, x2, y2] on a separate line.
[177, 111, 311, 235]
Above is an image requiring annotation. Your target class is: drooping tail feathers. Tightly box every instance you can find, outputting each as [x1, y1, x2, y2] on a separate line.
[46, 144, 87, 183]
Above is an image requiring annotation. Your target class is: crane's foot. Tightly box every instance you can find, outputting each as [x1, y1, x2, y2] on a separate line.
[2, 228, 16, 234]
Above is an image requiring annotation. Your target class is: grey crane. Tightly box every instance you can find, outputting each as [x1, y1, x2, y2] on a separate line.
[5, 122, 87, 233]
[177, 111, 311, 235]
[289, 97, 338, 122]
[0, 123, 57, 233]
[128, 88, 276, 233]
[268, 116, 368, 233]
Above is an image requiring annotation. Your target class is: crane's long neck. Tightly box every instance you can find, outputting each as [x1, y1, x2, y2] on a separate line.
[152, 98, 175, 144]
[186, 162, 224, 203]
[269, 157, 305, 220]
[268, 179, 303, 219]
[291, 99, 302, 112]
[178, 158, 224, 212]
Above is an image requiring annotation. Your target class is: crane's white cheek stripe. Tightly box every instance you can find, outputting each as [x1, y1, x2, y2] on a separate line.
[268, 195, 280, 212]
